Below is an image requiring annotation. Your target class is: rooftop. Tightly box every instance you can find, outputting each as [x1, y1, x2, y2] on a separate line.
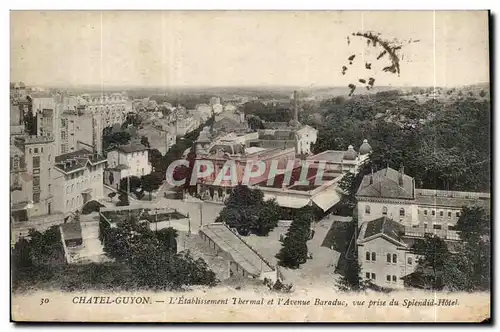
[61, 222, 83, 241]
[55, 148, 106, 173]
[308, 150, 345, 163]
[356, 167, 415, 200]
[110, 142, 149, 154]
[415, 189, 490, 209]
[200, 223, 274, 276]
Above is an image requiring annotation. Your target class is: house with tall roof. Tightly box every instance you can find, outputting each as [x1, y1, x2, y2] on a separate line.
[52, 149, 107, 215]
[104, 140, 152, 190]
[355, 166, 490, 289]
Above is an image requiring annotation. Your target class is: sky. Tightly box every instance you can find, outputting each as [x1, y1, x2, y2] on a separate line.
[10, 11, 490, 88]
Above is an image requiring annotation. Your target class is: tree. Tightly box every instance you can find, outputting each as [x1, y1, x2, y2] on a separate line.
[26, 226, 65, 266]
[479, 89, 486, 98]
[82, 200, 105, 215]
[108, 192, 117, 202]
[148, 149, 163, 171]
[336, 216, 366, 291]
[456, 206, 490, 243]
[141, 173, 162, 200]
[216, 185, 280, 236]
[156, 227, 178, 254]
[119, 176, 142, 193]
[337, 254, 364, 292]
[102, 217, 217, 290]
[116, 192, 130, 206]
[141, 136, 150, 148]
[254, 199, 281, 236]
[247, 115, 264, 131]
[276, 212, 312, 269]
[410, 234, 451, 290]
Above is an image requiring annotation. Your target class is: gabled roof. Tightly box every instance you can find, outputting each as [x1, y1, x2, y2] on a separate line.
[213, 117, 242, 130]
[356, 167, 415, 200]
[262, 122, 289, 130]
[109, 142, 148, 154]
[358, 216, 406, 246]
[55, 148, 106, 173]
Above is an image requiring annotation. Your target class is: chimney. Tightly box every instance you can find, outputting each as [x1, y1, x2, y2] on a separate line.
[369, 168, 374, 184]
[398, 164, 404, 186]
[293, 90, 299, 124]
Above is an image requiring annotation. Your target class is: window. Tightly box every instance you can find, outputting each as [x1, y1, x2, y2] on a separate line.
[371, 273, 376, 280]
[365, 272, 370, 279]
[71, 184, 74, 192]
[424, 210, 428, 215]
[366, 252, 370, 261]
[392, 275, 397, 283]
[382, 206, 387, 215]
[32, 156, 40, 169]
[448, 225, 457, 231]
[400, 208, 405, 217]
[387, 253, 391, 263]
[33, 176, 40, 187]
[33, 192, 40, 203]
[386, 275, 391, 282]
[431, 210, 436, 216]
[48, 154, 51, 162]
[392, 254, 397, 263]
[13, 156, 19, 170]
[41, 147, 43, 153]
[48, 184, 51, 193]
[408, 257, 413, 265]
[424, 223, 428, 229]
[66, 200, 69, 208]
[448, 211, 452, 218]
[433, 224, 442, 230]
[34, 148, 38, 153]
[440, 211, 444, 217]
[365, 205, 370, 214]
[456, 212, 460, 217]
[371, 252, 376, 261]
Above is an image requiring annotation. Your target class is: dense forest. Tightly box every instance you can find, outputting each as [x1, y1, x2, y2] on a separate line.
[304, 92, 491, 192]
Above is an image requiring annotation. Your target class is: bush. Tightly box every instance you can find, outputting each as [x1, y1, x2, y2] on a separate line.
[81, 200, 105, 215]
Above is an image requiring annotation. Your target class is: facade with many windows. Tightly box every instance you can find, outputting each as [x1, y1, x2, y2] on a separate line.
[104, 141, 152, 190]
[356, 166, 490, 289]
[52, 149, 107, 215]
[10, 135, 55, 220]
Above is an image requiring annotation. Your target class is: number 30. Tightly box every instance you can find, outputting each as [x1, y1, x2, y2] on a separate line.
[40, 298, 49, 305]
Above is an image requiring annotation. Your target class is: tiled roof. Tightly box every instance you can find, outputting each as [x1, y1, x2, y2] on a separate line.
[55, 148, 106, 163]
[61, 222, 82, 241]
[111, 143, 148, 154]
[107, 164, 130, 171]
[200, 224, 274, 276]
[55, 148, 106, 173]
[356, 167, 414, 200]
[362, 216, 405, 244]
[415, 192, 490, 209]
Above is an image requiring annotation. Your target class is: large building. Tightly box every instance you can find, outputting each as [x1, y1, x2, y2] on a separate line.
[52, 149, 107, 215]
[355, 166, 490, 289]
[104, 141, 152, 189]
[10, 135, 56, 220]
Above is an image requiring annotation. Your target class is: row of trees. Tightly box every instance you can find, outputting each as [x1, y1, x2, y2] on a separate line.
[117, 172, 163, 201]
[215, 185, 281, 236]
[276, 208, 315, 269]
[308, 93, 490, 192]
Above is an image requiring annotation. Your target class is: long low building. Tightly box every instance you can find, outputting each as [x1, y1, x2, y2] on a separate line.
[199, 223, 277, 282]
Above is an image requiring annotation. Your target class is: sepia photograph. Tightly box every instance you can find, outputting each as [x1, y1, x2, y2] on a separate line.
[9, 10, 491, 323]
